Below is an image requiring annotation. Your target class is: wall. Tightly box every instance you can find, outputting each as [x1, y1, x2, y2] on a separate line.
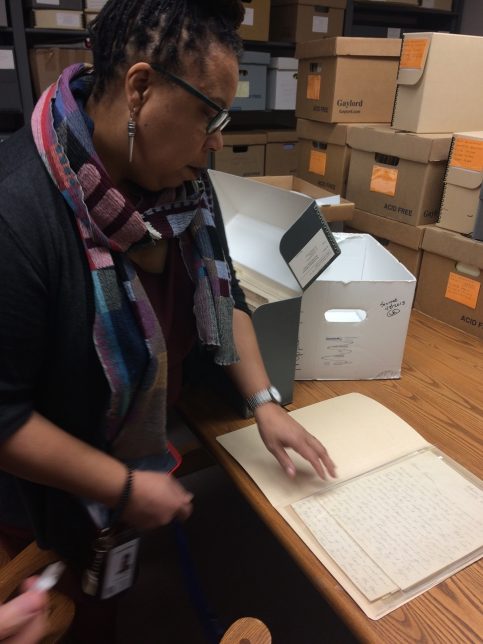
[460, 0, 483, 36]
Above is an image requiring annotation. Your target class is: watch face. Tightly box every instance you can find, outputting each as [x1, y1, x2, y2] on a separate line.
[269, 386, 282, 404]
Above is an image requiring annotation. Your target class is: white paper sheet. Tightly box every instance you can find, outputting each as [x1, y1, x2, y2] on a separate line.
[216, 394, 483, 619]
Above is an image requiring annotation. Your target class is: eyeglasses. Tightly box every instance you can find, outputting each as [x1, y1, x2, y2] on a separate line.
[150, 63, 231, 135]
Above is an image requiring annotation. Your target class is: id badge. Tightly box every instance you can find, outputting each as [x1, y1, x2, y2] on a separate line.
[82, 527, 140, 599]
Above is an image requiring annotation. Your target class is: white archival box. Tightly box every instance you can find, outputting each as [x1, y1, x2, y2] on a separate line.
[296, 233, 417, 380]
[208, 169, 339, 406]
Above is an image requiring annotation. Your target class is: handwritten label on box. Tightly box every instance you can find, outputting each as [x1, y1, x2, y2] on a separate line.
[450, 137, 483, 172]
[307, 75, 321, 100]
[399, 38, 430, 70]
[445, 272, 480, 309]
[309, 150, 327, 176]
[370, 165, 398, 197]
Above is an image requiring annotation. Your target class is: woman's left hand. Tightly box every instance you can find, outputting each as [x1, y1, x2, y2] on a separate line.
[254, 403, 337, 480]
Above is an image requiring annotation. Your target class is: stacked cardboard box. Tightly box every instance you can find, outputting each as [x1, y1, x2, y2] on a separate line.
[415, 227, 483, 340]
[213, 131, 266, 178]
[368, 31, 483, 334]
[294, 37, 401, 198]
[345, 125, 452, 229]
[267, 57, 298, 110]
[232, 51, 270, 111]
[269, 0, 346, 43]
[238, 0, 270, 41]
[265, 130, 298, 176]
[438, 131, 483, 235]
[27, 0, 84, 30]
[29, 46, 93, 98]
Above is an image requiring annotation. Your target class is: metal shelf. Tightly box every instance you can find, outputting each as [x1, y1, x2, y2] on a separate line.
[344, 0, 464, 35]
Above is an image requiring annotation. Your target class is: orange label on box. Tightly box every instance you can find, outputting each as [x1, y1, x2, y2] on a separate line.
[307, 74, 321, 100]
[309, 150, 327, 176]
[399, 38, 430, 70]
[449, 137, 483, 172]
[370, 165, 398, 197]
[445, 272, 480, 309]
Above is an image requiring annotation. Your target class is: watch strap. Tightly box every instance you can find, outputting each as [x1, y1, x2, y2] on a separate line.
[246, 386, 281, 411]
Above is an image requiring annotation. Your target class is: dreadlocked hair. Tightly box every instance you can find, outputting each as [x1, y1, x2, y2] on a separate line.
[88, 0, 245, 98]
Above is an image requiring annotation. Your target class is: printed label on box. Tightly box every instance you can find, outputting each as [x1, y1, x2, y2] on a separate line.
[309, 150, 327, 176]
[313, 16, 329, 34]
[236, 81, 250, 98]
[399, 38, 430, 70]
[0, 49, 14, 70]
[288, 229, 336, 290]
[242, 7, 254, 26]
[449, 137, 483, 172]
[57, 12, 82, 28]
[445, 272, 480, 309]
[307, 75, 321, 100]
[370, 165, 399, 197]
[38, 0, 60, 4]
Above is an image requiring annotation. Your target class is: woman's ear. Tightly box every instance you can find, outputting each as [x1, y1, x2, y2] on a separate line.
[125, 62, 155, 111]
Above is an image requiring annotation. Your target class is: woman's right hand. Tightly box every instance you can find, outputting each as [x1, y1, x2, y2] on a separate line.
[0, 580, 47, 644]
[122, 471, 193, 531]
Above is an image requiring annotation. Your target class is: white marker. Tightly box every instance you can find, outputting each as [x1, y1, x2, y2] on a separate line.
[33, 562, 66, 592]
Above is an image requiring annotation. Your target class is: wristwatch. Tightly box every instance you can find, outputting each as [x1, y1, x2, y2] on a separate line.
[246, 385, 282, 411]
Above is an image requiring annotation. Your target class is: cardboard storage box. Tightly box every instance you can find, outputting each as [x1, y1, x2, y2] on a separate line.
[346, 125, 452, 226]
[392, 33, 483, 134]
[209, 169, 340, 405]
[295, 37, 401, 124]
[251, 175, 354, 223]
[296, 119, 381, 197]
[265, 131, 298, 176]
[238, 0, 270, 41]
[267, 57, 298, 110]
[346, 208, 427, 277]
[270, 0, 345, 43]
[438, 131, 483, 235]
[414, 226, 483, 339]
[27, 0, 83, 8]
[29, 47, 93, 97]
[232, 51, 269, 111]
[419, 0, 452, 9]
[0, 48, 22, 112]
[84, 11, 98, 26]
[474, 184, 483, 242]
[31, 10, 84, 29]
[0, 0, 7, 27]
[296, 232, 416, 380]
[85, 0, 108, 8]
[214, 131, 266, 177]
[365, 0, 418, 4]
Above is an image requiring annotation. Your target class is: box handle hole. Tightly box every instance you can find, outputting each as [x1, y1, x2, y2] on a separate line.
[455, 262, 480, 278]
[324, 309, 367, 323]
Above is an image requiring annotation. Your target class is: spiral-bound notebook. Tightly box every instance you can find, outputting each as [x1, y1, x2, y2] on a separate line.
[216, 394, 483, 620]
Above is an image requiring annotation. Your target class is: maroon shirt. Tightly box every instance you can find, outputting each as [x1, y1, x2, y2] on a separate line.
[136, 240, 197, 407]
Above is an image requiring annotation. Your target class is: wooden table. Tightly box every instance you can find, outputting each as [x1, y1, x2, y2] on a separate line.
[178, 311, 483, 643]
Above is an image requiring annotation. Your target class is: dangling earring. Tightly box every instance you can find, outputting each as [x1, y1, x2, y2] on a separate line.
[128, 108, 136, 163]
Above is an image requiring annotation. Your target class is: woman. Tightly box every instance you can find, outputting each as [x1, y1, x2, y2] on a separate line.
[0, 0, 335, 622]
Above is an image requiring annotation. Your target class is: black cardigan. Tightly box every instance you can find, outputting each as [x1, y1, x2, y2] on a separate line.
[0, 126, 248, 561]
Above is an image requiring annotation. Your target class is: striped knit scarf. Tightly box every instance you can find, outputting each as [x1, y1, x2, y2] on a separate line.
[31, 64, 238, 462]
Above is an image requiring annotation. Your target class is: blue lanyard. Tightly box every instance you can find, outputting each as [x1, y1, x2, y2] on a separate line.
[173, 519, 225, 644]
